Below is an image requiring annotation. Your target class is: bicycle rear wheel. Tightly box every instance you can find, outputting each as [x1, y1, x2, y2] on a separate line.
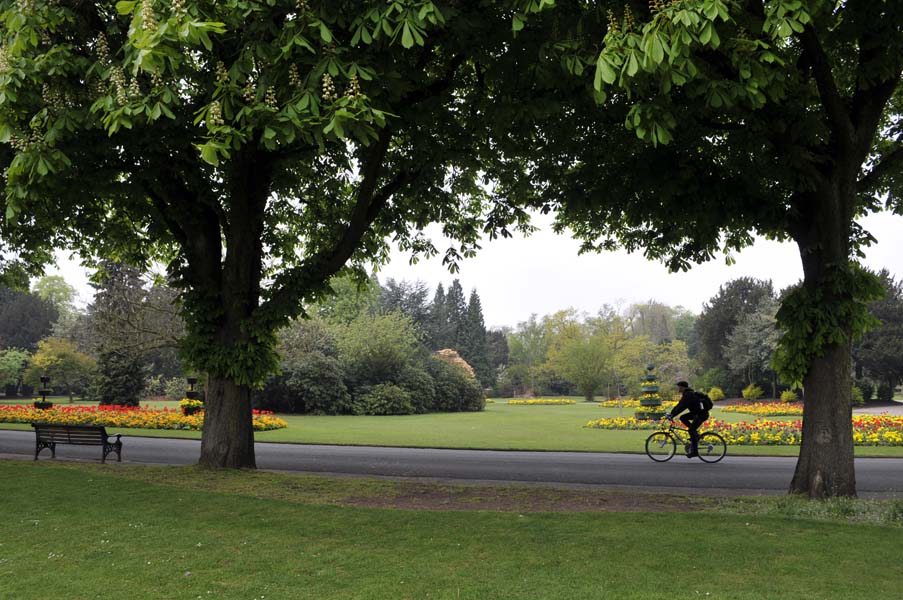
[697, 432, 727, 463]
[645, 431, 676, 462]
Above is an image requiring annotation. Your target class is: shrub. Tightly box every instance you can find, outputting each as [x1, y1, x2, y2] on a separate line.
[396, 367, 435, 414]
[353, 384, 414, 415]
[427, 357, 484, 412]
[780, 390, 799, 403]
[876, 382, 894, 402]
[255, 352, 351, 414]
[288, 353, 352, 414]
[708, 387, 725, 402]
[163, 377, 188, 401]
[86, 350, 145, 406]
[851, 386, 864, 406]
[742, 384, 765, 401]
[855, 379, 875, 403]
[697, 368, 741, 397]
[337, 312, 422, 386]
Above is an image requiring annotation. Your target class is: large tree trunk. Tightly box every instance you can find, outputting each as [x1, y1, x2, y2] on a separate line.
[199, 375, 257, 469]
[193, 148, 271, 469]
[789, 184, 856, 498]
[790, 343, 855, 497]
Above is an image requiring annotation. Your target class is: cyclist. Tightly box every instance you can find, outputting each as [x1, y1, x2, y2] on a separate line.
[665, 381, 709, 457]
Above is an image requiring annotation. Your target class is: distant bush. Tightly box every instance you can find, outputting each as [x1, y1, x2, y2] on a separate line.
[86, 350, 145, 407]
[876, 382, 894, 402]
[428, 357, 484, 412]
[742, 384, 765, 401]
[353, 384, 414, 416]
[396, 367, 435, 414]
[855, 379, 875, 403]
[851, 386, 864, 407]
[780, 390, 798, 403]
[708, 387, 725, 402]
[163, 377, 187, 401]
[255, 352, 351, 414]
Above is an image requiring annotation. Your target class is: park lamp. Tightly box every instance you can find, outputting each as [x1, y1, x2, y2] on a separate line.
[39, 375, 50, 404]
[186, 377, 200, 401]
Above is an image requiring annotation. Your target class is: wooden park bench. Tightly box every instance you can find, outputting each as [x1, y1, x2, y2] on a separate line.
[32, 423, 123, 463]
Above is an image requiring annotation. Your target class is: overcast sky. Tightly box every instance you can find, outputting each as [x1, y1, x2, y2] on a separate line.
[47, 210, 902, 330]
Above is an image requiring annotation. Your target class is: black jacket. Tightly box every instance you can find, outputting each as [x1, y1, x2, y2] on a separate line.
[668, 387, 707, 418]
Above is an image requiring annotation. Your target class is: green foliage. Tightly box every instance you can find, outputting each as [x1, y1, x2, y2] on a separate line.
[0, 285, 58, 351]
[773, 265, 885, 385]
[742, 383, 765, 401]
[708, 386, 725, 402]
[697, 278, 775, 374]
[337, 312, 422, 387]
[853, 271, 903, 389]
[258, 352, 351, 415]
[352, 383, 414, 416]
[395, 367, 436, 414]
[876, 383, 895, 403]
[545, 316, 611, 403]
[0, 347, 28, 387]
[87, 350, 145, 406]
[427, 357, 484, 412]
[162, 376, 188, 401]
[780, 389, 798, 403]
[23, 337, 97, 400]
[312, 273, 380, 325]
[851, 386, 864, 407]
[855, 379, 875, 403]
[458, 289, 492, 387]
[31, 275, 76, 317]
[144, 375, 188, 400]
[0, 0, 534, 400]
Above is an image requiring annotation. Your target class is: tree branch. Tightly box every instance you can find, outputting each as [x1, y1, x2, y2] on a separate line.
[253, 129, 421, 328]
[798, 24, 854, 148]
[857, 142, 903, 194]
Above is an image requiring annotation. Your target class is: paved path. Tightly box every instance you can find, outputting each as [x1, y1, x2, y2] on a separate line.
[854, 401, 903, 416]
[2, 430, 900, 498]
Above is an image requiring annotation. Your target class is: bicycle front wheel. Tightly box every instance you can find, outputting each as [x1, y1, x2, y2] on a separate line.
[645, 431, 676, 462]
[697, 432, 727, 463]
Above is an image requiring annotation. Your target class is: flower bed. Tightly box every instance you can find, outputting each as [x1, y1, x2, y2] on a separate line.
[597, 399, 677, 411]
[0, 404, 287, 432]
[584, 414, 903, 446]
[507, 399, 576, 405]
[721, 401, 804, 416]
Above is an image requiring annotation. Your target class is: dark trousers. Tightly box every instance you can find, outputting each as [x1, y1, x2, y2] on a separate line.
[680, 411, 709, 451]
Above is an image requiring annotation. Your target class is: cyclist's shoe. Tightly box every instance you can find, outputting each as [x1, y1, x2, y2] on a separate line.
[686, 449, 699, 458]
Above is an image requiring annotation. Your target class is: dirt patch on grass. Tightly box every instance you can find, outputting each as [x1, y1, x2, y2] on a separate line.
[341, 481, 706, 513]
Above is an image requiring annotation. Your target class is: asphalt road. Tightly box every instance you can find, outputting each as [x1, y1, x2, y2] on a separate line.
[2, 429, 901, 498]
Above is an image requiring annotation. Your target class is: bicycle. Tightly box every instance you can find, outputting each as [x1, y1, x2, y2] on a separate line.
[645, 416, 726, 463]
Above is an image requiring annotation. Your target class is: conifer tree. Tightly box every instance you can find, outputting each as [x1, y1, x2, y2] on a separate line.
[459, 289, 491, 387]
[445, 279, 467, 348]
[427, 284, 449, 350]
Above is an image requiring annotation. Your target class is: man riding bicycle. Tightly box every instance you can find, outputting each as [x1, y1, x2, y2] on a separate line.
[665, 381, 709, 458]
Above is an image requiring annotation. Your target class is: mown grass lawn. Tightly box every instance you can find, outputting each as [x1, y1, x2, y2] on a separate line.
[1, 460, 901, 600]
[3, 398, 903, 457]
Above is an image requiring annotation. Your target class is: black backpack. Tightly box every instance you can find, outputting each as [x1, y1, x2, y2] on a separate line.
[695, 391, 713, 411]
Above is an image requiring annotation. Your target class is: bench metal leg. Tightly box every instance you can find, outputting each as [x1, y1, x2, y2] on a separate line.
[103, 442, 122, 463]
[35, 441, 55, 460]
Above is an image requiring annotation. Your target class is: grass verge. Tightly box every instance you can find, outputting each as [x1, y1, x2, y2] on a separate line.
[1, 460, 902, 600]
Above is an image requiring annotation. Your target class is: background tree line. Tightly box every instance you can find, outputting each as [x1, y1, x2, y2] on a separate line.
[5, 268, 902, 409]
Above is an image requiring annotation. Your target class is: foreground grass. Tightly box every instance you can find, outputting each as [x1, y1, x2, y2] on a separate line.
[3, 399, 903, 457]
[1, 460, 902, 600]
